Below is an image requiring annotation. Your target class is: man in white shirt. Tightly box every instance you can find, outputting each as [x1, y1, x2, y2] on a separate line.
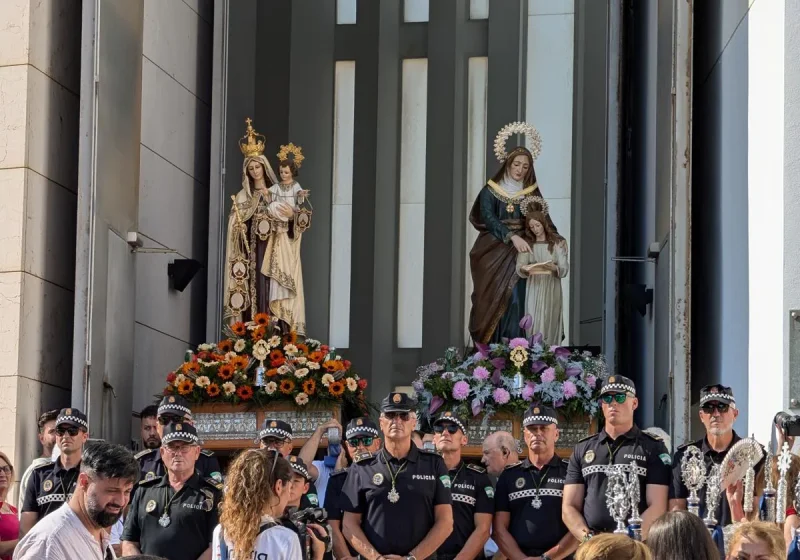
[14, 441, 139, 560]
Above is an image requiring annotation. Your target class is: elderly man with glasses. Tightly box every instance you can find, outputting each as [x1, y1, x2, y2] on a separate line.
[562, 375, 671, 542]
[341, 392, 453, 560]
[669, 384, 764, 527]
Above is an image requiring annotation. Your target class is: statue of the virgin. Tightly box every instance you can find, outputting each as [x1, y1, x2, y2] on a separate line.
[468, 122, 559, 344]
[223, 119, 311, 335]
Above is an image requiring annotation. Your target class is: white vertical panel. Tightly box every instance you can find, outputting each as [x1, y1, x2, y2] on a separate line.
[464, 58, 488, 345]
[398, 59, 428, 348]
[330, 61, 356, 348]
[526, 12, 574, 342]
[404, 0, 429, 23]
[337, 0, 357, 25]
[470, 0, 490, 20]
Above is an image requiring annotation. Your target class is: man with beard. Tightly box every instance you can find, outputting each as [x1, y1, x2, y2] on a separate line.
[122, 422, 223, 560]
[669, 384, 763, 527]
[20, 408, 90, 536]
[139, 405, 161, 450]
[136, 396, 222, 483]
[14, 441, 139, 559]
[18, 409, 59, 513]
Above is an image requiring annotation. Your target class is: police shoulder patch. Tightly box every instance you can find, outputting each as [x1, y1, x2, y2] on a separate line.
[420, 448, 440, 456]
[139, 476, 159, 486]
[201, 449, 215, 457]
[659, 453, 672, 466]
[577, 433, 596, 444]
[355, 452, 373, 463]
[204, 477, 224, 490]
[466, 464, 486, 474]
[33, 460, 54, 471]
[642, 431, 663, 442]
[503, 461, 522, 471]
[135, 448, 154, 460]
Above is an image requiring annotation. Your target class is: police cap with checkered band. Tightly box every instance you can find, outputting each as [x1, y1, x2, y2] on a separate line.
[599, 375, 637, 397]
[433, 411, 467, 434]
[157, 395, 192, 419]
[161, 422, 200, 445]
[345, 416, 380, 440]
[56, 407, 89, 430]
[259, 418, 293, 441]
[522, 404, 559, 427]
[380, 392, 417, 413]
[287, 455, 311, 480]
[700, 384, 736, 407]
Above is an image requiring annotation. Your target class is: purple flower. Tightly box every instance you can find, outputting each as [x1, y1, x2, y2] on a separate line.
[442, 371, 454, 380]
[586, 374, 597, 388]
[453, 381, 470, 401]
[429, 396, 445, 414]
[491, 369, 502, 386]
[509, 337, 528, 349]
[473, 366, 490, 381]
[522, 382, 536, 401]
[412, 380, 424, 392]
[532, 333, 544, 345]
[475, 342, 491, 356]
[554, 399, 564, 408]
[519, 314, 533, 331]
[541, 367, 556, 383]
[565, 364, 582, 378]
[563, 380, 578, 399]
[473, 351, 485, 361]
[531, 360, 548, 374]
[553, 346, 571, 360]
[471, 398, 484, 416]
[490, 357, 507, 370]
[493, 388, 511, 405]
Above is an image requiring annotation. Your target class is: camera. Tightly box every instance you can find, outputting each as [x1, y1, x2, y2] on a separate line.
[775, 412, 800, 437]
[287, 507, 333, 554]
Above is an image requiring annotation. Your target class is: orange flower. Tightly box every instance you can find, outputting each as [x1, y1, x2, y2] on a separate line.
[323, 360, 339, 373]
[269, 349, 284, 361]
[266, 368, 279, 378]
[231, 322, 247, 336]
[182, 362, 201, 375]
[254, 312, 271, 326]
[302, 379, 316, 395]
[177, 378, 195, 395]
[218, 339, 234, 353]
[328, 380, 345, 397]
[308, 351, 325, 363]
[279, 379, 296, 394]
[251, 327, 266, 342]
[231, 355, 249, 371]
[236, 385, 254, 400]
[217, 364, 235, 380]
[206, 383, 221, 397]
[284, 331, 299, 345]
[296, 343, 310, 355]
[271, 358, 286, 368]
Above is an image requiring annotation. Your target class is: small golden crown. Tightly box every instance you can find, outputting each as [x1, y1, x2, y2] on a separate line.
[392, 394, 402, 403]
[175, 423, 182, 431]
[277, 143, 305, 169]
[65, 408, 72, 415]
[356, 419, 363, 426]
[240, 118, 266, 158]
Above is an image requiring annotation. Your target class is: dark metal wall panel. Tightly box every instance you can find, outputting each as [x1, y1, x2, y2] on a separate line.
[257, 1, 292, 162]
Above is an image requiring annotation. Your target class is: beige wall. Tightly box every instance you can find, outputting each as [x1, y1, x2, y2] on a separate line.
[0, 0, 81, 501]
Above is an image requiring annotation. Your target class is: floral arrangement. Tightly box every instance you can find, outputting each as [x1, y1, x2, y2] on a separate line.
[413, 322, 607, 424]
[162, 313, 368, 414]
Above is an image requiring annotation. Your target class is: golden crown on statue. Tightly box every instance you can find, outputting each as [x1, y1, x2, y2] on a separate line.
[239, 118, 266, 158]
[277, 143, 305, 169]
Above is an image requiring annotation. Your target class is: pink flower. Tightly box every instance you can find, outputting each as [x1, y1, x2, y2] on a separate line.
[493, 388, 511, 405]
[522, 382, 536, 401]
[563, 380, 578, 399]
[473, 366, 490, 381]
[541, 367, 556, 383]
[453, 381, 471, 401]
[585, 374, 597, 388]
[509, 337, 528, 349]
[473, 351, 485, 361]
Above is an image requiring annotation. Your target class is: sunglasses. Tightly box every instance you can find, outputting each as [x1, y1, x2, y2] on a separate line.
[158, 415, 184, 426]
[56, 426, 82, 437]
[347, 437, 375, 447]
[384, 412, 410, 421]
[600, 393, 629, 405]
[701, 402, 730, 414]
[433, 424, 460, 435]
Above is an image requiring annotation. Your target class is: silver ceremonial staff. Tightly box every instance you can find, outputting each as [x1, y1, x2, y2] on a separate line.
[680, 445, 707, 517]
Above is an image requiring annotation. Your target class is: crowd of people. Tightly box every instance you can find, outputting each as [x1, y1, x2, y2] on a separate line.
[0, 375, 794, 559]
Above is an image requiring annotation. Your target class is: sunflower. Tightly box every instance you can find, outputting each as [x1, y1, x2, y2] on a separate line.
[231, 322, 247, 336]
[254, 312, 271, 326]
[177, 378, 195, 395]
[302, 379, 317, 395]
[206, 383, 221, 397]
[218, 339, 234, 353]
[182, 362, 201, 375]
[266, 368, 279, 378]
[283, 331, 299, 345]
[236, 385, 254, 400]
[269, 349, 284, 361]
[217, 363, 235, 380]
[231, 355, 249, 370]
[296, 343, 310, 355]
[308, 351, 325, 363]
[279, 379, 296, 394]
[251, 327, 266, 342]
[323, 360, 339, 373]
[328, 380, 345, 397]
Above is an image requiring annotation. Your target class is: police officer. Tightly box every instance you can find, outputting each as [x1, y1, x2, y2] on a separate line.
[325, 416, 382, 560]
[669, 384, 763, 526]
[121, 422, 223, 560]
[432, 411, 493, 560]
[20, 407, 89, 536]
[341, 392, 453, 559]
[285, 455, 319, 509]
[494, 405, 577, 560]
[135, 395, 222, 482]
[563, 375, 671, 542]
[259, 418, 295, 457]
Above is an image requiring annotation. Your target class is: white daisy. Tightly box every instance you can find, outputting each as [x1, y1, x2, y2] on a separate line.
[222, 382, 237, 395]
[346, 378, 357, 392]
[307, 362, 321, 371]
[234, 339, 247, 353]
[294, 368, 309, 379]
[321, 374, 335, 387]
[295, 392, 309, 406]
[265, 381, 277, 395]
[284, 344, 299, 356]
[196, 376, 211, 388]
